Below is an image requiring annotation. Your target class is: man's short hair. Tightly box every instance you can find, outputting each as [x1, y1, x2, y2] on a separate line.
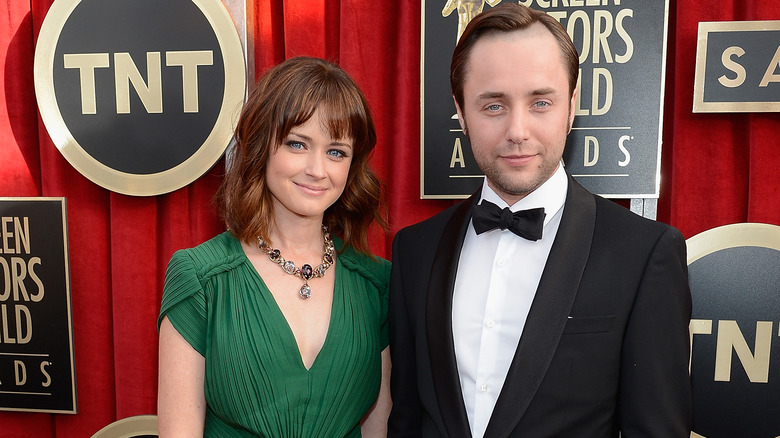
[450, 3, 579, 110]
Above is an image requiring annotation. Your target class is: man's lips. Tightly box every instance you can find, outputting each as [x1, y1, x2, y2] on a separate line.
[500, 153, 537, 165]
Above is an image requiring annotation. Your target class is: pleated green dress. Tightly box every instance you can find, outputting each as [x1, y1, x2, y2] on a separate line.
[158, 232, 390, 437]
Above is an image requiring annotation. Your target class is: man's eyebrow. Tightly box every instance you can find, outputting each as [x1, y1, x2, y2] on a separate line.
[476, 88, 560, 101]
[530, 87, 556, 96]
[476, 91, 506, 100]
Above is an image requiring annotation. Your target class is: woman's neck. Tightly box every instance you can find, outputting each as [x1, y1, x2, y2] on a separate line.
[267, 211, 326, 259]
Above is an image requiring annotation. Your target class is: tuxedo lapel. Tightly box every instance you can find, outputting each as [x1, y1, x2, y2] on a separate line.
[484, 175, 597, 438]
[425, 193, 478, 438]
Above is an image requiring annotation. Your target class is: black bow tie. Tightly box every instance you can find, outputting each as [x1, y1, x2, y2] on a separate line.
[471, 200, 546, 241]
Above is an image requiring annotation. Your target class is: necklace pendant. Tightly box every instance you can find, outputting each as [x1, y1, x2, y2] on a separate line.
[301, 263, 313, 280]
[299, 283, 312, 299]
[258, 224, 334, 300]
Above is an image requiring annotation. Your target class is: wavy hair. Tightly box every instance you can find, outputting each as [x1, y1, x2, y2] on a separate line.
[216, 57, 385, 254]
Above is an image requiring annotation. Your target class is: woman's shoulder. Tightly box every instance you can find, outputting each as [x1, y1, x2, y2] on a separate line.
[168, 231, 246, 280]
[335, 238, 390, 291]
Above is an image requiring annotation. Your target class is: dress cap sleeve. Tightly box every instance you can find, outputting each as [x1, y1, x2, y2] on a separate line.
[158, 249, 208, 355]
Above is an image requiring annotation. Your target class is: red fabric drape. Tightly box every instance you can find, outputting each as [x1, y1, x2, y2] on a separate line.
[660, 1, 780, 237]
[0, 0, 778, 436]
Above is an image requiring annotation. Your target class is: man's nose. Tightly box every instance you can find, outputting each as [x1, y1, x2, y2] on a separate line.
[506, 110, 531, 144]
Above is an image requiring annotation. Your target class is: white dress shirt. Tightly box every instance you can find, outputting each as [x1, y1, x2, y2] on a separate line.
[452, 164, 568, 438]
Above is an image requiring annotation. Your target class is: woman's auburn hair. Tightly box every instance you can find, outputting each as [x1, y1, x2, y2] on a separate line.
[215, 56, 385, 254]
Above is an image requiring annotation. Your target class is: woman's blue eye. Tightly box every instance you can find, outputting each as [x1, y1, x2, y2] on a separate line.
[327, 149, 347, 158]
[286, 140, 305, 150]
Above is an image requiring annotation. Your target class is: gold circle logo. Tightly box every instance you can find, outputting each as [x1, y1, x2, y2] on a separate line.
[34, 0, 246, 196]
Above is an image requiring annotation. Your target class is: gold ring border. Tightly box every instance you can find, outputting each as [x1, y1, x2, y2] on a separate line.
[90, 415, 158, 438]
[687, 222, 780, 265]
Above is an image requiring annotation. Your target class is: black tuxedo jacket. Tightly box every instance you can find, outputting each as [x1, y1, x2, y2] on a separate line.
[388, 175, 692, 437]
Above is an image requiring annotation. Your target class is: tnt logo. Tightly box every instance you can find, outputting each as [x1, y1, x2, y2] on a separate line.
[34, 0, 245, 195]
[687, 225, 780, 438]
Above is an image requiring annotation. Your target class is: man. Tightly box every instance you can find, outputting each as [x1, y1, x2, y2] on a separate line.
[388, 4, 692, 437]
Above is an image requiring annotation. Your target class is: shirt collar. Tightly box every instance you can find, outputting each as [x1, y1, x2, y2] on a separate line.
[479, 163, 568, 227]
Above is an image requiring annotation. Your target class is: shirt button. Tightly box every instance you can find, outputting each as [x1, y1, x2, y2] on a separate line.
[480, 384, 488, 392]
[486, 319, 495, 328]
[496, 259, 505, 268]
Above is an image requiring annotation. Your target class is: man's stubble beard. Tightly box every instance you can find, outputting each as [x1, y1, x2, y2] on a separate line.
[463, 117, 570, 200]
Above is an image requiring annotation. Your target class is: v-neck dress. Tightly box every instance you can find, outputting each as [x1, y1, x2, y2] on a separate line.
[158, 231, 390, 437]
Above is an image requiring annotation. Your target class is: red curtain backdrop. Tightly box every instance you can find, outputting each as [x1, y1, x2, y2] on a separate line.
[0, 0, 777, 436]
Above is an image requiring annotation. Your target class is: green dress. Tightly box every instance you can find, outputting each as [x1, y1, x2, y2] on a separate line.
[158, 232, 390, 437]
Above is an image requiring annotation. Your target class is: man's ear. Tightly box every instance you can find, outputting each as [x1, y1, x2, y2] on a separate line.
[567, 88, 578, 133]
[453, 96, 467, 136]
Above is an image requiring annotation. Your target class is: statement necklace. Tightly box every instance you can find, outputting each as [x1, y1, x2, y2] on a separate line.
[257, 225, 335, 299]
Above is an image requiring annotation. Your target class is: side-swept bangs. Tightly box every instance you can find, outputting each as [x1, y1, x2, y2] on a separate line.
[273, 68, 376, 162]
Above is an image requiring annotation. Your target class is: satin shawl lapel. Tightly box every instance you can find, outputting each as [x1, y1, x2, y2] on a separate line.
[483, 175, 597, 438]
[425, 193, 478, 438]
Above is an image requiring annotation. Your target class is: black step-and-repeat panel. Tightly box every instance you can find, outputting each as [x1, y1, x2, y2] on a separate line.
[0, 198, 75, 414]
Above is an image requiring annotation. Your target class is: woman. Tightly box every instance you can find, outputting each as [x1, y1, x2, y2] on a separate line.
[157, 57, 391, 437]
